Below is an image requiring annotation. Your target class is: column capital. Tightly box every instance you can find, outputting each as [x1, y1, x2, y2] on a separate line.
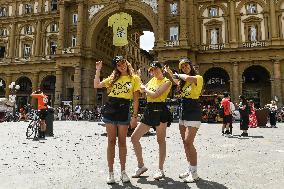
[233, 62, 239, 66]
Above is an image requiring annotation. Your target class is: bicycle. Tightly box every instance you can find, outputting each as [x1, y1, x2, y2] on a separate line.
[26, 110, 40, 139]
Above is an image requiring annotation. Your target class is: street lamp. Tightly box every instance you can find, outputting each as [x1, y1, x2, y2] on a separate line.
[8, 82, 20, 115]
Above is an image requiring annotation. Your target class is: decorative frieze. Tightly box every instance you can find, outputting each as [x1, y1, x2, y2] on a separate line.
[88, 5, 104, 20]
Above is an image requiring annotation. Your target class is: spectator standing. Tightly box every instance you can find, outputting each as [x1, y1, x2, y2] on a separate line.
[248, 100, 258, 128]
[238, 95, 250, 136]
[269, 100, 277, 128]
[221, 92, 232, 135]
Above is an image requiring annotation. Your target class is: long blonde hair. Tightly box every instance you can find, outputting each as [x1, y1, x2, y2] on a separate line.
[108, 59, 135, 87]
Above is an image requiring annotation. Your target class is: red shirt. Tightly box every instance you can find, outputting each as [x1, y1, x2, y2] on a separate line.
[31, 93, 48, 110]
[221, 97, 231, 116]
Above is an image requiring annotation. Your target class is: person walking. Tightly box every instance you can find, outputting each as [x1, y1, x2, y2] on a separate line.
[238, 95, 250, 136]
[221, 92, 232, 135]
[94, 56, 140, 184]
[131, 61, 172, 180]
[248, 100, 258, 128]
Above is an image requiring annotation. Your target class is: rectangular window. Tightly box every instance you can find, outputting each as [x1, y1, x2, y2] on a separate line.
[0, 28, 7, 37]
[50, 23, 58, 32]
[25, 4, 33, 14]
[73, 14, 78, 24]
[26, 26, 32, 35]
[170, 26, 179, 41]
[51, 0, 58, 11]
[72, 35, 76, 47]
[50, 41, 57, 54]
[23, 44, 31, 58]
[0, 46, 5, 58]
[170, 3, 178, 15]
[209, 7, 218, 17]
[246, 3, 257, 14]
[0, 7, 7, 17]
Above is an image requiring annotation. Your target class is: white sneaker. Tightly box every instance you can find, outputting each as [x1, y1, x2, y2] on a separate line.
[132, 166, 148, 178]
[120, 171, 130, 183]
[153, 169, 165, 180]
[179, 171, 189, 179]
[106, 172, 115, 184]
[183, 172, 200, 183]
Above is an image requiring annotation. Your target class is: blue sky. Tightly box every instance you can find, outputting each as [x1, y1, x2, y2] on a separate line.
[140, 31, 155, 51]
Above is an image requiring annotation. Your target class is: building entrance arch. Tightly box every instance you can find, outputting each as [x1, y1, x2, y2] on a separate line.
[242, 65, 271, 108]
[203, 67, 230, 95]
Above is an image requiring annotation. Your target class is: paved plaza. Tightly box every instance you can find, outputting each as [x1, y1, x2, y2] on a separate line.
[0, 121, 283, 189]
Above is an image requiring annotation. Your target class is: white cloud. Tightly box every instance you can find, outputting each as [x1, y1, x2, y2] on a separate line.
[140, 31, 154, 51]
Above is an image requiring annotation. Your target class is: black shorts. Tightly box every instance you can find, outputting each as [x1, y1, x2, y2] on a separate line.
[101, 97, 130, 122]
[223, 115, 232, 124]
[39, 109, 47, 120]
[140, 102, 171, 127]
[181, 98, 202, 121]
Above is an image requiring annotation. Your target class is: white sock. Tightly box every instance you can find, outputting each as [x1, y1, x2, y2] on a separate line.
[190, 165, 197, 174]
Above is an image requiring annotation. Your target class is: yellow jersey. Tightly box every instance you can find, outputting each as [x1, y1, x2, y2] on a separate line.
[108, 12, 132, 46]
[146, 77, 172, 102]
[102, 75, 140, 100]
[180, 75, 203, 99]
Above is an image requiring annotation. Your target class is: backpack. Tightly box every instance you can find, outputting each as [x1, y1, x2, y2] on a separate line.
[219, 105, 224, 118]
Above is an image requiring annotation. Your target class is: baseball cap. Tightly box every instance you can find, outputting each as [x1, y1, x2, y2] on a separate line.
[148, 61, 163, 72]
[112, 55, 124, 66]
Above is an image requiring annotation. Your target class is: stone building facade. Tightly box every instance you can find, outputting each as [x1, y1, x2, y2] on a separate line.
[0, 0, 284, 108]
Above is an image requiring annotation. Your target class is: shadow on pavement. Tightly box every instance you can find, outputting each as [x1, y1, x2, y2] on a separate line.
[227, 134, 264, 139]
[196, 178, 228, 189]
[136, 176, 191, 189]
[109, 182, 142, 189]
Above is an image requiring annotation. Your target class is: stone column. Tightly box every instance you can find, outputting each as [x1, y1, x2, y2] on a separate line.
[229, 0, 237, 45]
[76, 2, 84, 51]
[232, 62, 239, 101]
[270, 78, 275, 100]
[179, 0, 188, 46]
[31, 72, 39, 106]
[5, 74, 12, 98]
[273, 60, 282, 105]
[239, 78, 243, 97]
[58, 2, 65, 53]
[73, 66, 82, 107]
[157, 0, 165, 47]
[229, 79, 234, 100]
[35, 20, 42, 57]
[8, 23, 16, 59]
[270, 0, 278, 39]
[54, 66, 63, 107]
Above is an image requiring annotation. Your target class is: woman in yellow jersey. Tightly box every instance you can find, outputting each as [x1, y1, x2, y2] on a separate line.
[94, 56, 140, 184]
[166, 57, 203, 183]
[131, 61, 172, 180]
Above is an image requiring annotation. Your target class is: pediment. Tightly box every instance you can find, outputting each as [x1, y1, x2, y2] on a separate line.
[204, 19, 223, 26]
[242, 16, 263, 23]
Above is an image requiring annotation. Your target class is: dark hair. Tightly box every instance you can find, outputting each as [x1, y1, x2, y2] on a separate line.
[178, 57, 197, 92]
[239, 95, 247, 102]
[223, 92, 229, 98]
[149, 61, 163, 69]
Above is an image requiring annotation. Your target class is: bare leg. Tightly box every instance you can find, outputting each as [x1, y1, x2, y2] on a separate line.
[184, 127, 198, 166]
[131, 123, 150, 167]
[117, 125, 129, 171]
[106, 124, 117, 172]
[155, 122, 167, 170]
[179, 125, 190, 162]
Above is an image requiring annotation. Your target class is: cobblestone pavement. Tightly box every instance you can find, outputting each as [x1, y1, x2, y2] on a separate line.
[0, 121, 283, 189]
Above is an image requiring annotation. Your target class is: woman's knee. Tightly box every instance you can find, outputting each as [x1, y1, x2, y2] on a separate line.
[108, 137, 116, 146]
